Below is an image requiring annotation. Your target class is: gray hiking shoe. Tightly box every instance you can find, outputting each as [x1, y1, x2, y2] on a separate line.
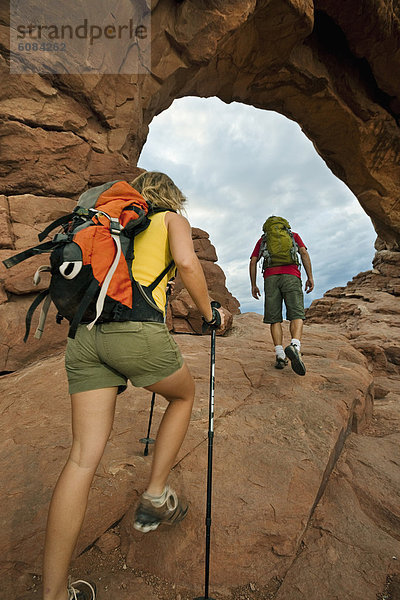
[68, 579, 96, 600]
[285, 344, 306, 376]
[275, 357, 288, 369]
[133, 486, 188, 533]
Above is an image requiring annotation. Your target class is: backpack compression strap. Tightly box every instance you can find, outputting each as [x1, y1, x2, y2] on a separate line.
[24, 289, 50, 342]
[2, 241, 56, 269]
[38, 213, 74, 242]
[34, 293, 52, 340]
[68, 278, 100, 339]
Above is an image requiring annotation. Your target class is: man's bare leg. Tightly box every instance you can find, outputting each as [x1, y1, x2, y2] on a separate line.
[289, 318, 303, 343]
[270, 322, 283, 346]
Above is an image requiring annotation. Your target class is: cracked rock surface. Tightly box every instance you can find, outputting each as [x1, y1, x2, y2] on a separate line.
[3, 313, 399, 600]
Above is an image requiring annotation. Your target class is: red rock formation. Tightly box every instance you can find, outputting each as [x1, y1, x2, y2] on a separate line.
[1, 0, 399, 357]
[306, 241, 400, 379]
[166, 228, 240, 335]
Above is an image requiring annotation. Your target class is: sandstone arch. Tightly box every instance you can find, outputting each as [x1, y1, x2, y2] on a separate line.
[1, 1, 399, 245]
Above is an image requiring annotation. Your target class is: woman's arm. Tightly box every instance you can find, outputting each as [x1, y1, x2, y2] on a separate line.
[166, 212, 219, 323]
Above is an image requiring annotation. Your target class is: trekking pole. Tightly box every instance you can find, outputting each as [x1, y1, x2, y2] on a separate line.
[195, 301, 221, 600]
[139, 392, 156, 456]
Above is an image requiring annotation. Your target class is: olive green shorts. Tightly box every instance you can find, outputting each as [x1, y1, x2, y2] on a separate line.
[263, 274, 305, 324]
[65, 321, 184, 395]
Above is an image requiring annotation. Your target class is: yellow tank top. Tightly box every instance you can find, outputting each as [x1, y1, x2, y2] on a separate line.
[131, 212, 175, 315]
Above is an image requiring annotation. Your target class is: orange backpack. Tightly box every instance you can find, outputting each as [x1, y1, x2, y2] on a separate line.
[3, 180, 174, 340]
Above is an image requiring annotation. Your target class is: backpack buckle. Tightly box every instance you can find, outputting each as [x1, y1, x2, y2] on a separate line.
[74, 207, 90, 217]
[110, 218, 122, 236]
[53, 233, 71, 243]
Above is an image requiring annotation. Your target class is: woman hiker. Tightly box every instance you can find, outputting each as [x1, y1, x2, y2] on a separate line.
[42, 171, 225, 600]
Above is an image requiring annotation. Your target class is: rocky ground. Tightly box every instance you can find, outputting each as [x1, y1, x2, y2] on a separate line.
[15, 529, 400, 600]
[3, 309, 400, 600]
[16, 536, 283, 600]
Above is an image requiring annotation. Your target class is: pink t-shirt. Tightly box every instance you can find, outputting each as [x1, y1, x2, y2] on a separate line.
[251, 232, 305, 279]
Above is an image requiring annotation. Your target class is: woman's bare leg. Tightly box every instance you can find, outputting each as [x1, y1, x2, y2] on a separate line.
[42, 387, 117, 600]
[144, 363, 195, 496]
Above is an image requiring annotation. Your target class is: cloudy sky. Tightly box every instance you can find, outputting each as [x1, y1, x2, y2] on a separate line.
[138, 97, 377, 314]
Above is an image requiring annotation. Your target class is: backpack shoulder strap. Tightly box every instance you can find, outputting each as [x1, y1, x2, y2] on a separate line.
[148, 207, 176, 215]
[147, 260, 175, 292]
[287, 229, 300, 265]
[258, 233, 270, 270]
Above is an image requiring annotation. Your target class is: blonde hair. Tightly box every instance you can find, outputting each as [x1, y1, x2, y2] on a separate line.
[130, 171, 186, 213]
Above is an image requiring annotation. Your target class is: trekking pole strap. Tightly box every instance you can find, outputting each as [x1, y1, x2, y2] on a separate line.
[202, 301, 221, 333]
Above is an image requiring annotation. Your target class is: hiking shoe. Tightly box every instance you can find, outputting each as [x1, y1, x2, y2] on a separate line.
[133, 485, 188, 533]
[68, 579, 96, 600]
[275, 357, 288, 369]
[285, 344, 306, 376]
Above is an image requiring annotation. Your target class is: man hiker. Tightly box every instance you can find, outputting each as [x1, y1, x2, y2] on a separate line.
[249, 215, 314, 376]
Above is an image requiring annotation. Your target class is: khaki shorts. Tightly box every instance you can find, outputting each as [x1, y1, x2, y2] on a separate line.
[263, 274, 305, 324]
[65, 321, 184, 395]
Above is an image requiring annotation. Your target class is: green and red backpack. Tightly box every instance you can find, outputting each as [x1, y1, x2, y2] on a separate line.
[258, 216, 300, 271]
[3, 180, 174, 341]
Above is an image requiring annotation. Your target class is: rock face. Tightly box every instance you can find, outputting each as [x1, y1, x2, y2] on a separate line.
[306, 241, 400, 380]
[1, 1, 399, 246]
[299, 243, 400, 600]
[0, 194, 76, 372]
[5, 313, 400, 600]
[166, 228, 240, 335]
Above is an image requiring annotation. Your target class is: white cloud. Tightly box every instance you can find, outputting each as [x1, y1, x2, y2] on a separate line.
[138, 97, 376, 315]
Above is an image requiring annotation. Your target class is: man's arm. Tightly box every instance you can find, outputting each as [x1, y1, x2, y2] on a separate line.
[249, 256, 261, 299]
[298, 246, 314, 293]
